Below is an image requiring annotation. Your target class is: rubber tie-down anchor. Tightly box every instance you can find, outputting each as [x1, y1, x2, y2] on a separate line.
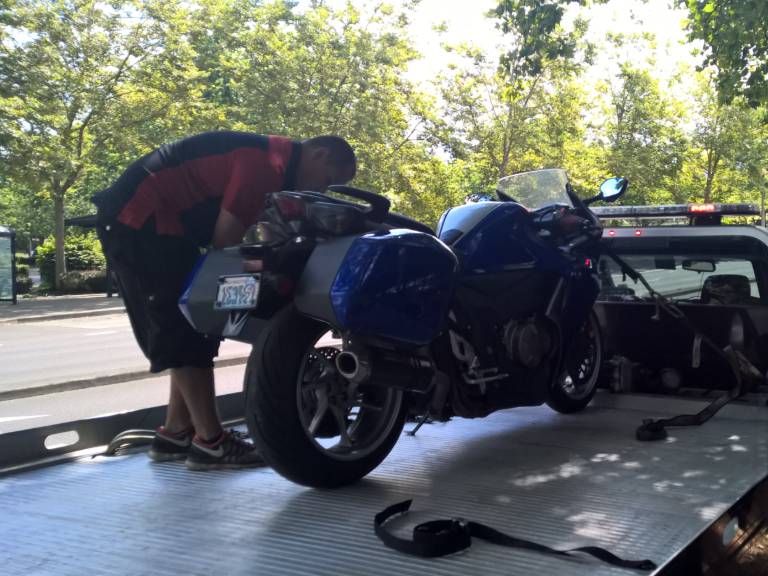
[636, 419, 668, 442]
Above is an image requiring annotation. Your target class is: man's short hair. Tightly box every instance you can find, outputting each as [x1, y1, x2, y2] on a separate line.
[303, 135, 357, 178]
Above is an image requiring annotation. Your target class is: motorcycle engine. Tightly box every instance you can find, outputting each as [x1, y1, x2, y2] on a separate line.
[503, 317, 553, 368]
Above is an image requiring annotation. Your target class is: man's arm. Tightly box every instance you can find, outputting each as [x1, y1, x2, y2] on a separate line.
[213, 208, 263, 271]
[212, 208, 246, 249]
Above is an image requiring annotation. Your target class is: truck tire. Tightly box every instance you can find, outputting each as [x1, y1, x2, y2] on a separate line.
[244, 306, 407, 488]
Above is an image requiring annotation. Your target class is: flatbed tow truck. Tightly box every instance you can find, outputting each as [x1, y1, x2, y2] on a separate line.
[1, 203, 766, 576]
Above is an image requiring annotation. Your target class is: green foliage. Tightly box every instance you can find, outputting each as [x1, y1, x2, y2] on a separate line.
[56, 270, 107, 294]
[678, 0, 768, 106]
[1, 0, 767, 247]
[36, 233, 105, 287]
[14, 252, 32, 266]
[674, 73, 765, 204]
[493, 0, 592, 92]
[434, 11, 589, 195]
[0, 0, 431, 266]
[0, 0, 205, 284]
[603, 67, 688, 204]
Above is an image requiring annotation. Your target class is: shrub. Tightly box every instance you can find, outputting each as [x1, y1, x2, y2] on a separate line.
[37, 233, 105, 287]
[16, 276, 33, 294]
[15, 262, 29, 278]
[57, 270, 108, 294]
[15, 252, 34, 267]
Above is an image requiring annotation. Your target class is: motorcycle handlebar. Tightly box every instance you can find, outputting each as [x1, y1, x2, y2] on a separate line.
[562, 234, 592, 253]
[566, 182, 601, 229]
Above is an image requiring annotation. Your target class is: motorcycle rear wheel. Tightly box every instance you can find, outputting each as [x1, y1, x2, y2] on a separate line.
[245, 306, 407, 488]
[546, 311, 602, 414]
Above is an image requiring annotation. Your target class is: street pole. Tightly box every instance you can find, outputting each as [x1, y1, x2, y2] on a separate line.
[10, 230, 17, 305]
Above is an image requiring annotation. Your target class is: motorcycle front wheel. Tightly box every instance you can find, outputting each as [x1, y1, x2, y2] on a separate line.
[244, 306, 407, 488]
[546, 311, 603, 414]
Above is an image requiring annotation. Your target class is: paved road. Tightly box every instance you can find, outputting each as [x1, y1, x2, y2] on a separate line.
[0, 364, 245, 434]
[0, 314, 252, 393]
[0, 294, 124, 322]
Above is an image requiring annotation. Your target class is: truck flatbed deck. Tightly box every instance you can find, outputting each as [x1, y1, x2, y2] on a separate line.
[2, 392, 766, 575]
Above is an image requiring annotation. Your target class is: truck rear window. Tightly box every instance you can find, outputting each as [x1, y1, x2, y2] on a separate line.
[598, 254, 762, 304]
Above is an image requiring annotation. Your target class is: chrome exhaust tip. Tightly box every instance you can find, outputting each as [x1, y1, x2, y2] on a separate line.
[336, 351, 359, 379]
[335, 350, 371, 384]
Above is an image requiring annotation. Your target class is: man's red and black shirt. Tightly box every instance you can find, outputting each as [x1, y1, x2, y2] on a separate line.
[93, 132, 300, 246]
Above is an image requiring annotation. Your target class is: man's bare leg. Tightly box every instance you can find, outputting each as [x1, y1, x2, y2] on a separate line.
[164, 373, 193, 434]
[169, 366, 223, 441]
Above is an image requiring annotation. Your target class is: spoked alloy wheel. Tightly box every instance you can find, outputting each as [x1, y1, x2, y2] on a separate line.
[297, 346, 404, 461]
[245, 307, 407, 488]
[546, 311, 602, 414]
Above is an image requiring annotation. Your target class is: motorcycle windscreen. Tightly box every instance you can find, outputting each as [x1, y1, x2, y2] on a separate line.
[330, 230, 458, 346]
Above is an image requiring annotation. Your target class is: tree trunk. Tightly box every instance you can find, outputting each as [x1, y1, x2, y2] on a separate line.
[53, 193, 66, 290]
[703, 151, 720, 203]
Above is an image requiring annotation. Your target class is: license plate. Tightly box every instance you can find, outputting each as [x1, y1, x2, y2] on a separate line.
[214, 274, 260, 310]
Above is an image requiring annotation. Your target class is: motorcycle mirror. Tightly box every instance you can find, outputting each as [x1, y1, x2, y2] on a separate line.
[599, 177, 628, 202]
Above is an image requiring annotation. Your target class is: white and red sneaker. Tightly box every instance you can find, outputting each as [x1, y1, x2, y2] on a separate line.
[186, 430, 265, 471]
[148, 426, 194, 462]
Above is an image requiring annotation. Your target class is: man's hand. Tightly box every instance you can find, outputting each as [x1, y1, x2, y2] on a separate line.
[212, 208, 246, 249]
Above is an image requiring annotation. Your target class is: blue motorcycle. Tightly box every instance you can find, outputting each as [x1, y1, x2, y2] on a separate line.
[181, 169, 627, 487]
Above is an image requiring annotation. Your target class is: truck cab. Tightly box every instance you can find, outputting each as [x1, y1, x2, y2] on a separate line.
[593, 202, 768, 395]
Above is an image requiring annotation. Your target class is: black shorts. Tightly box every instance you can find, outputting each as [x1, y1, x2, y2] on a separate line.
[96, 219, 220, 373]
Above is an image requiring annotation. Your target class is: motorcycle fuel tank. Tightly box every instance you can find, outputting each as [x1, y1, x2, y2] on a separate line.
[438, 202, 574, 276]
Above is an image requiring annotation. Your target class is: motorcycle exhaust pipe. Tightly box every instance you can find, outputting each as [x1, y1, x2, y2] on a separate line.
[335, 350, 371, 384]
[335, 348, 433, 391]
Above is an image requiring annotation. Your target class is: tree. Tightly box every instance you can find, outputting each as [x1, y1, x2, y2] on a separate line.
[0, 0, 202, 287]
[602, 66, 688, 204]
[430, 0, 593, 192]
[678, 0, 768, 106]
[199, 1, 446, 216]
[435, 46, 587, 184]
[682, 73, 752, 202]
[0, 180, 52, 251]
[493, 0, 593, 93]
[2, 0, 459, 257]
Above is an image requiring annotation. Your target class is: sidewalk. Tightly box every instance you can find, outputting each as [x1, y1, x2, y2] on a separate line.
[0, 294, 125, 323]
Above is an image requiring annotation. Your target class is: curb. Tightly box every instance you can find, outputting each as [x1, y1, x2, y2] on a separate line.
[0, 356, 249, 401]
[0, 307, 126, 324]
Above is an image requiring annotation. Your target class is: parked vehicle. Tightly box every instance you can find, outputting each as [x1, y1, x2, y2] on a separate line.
[180, 169, 627, 487]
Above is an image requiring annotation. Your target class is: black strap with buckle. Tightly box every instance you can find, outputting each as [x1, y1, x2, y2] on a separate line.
[604, 249, 756, 441]
[374, 500, 657, 571]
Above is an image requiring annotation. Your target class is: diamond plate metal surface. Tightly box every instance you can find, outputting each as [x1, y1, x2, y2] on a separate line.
[1, 393, 766, 576]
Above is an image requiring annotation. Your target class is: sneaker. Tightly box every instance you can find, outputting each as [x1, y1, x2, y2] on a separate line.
[186, 429, 265, 471]
[148, 426, 194, 462]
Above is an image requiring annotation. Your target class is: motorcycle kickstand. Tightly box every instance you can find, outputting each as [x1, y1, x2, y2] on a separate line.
[406, 412, 431, 436]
